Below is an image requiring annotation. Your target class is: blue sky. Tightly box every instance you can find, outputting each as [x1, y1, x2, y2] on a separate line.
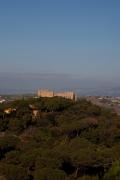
[0, 0, 120, 83]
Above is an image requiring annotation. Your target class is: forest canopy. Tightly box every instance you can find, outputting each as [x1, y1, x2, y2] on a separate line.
[0, 97, 120, 180]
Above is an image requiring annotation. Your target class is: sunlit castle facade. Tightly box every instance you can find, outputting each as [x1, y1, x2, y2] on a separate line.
[37, 89, 77, 101]
[38, 89, 54, 98]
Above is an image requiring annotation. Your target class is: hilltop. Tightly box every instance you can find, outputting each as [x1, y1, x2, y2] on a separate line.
[0, 97, 120, 180]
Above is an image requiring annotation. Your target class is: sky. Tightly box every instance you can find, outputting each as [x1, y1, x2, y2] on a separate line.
[0, 0, 120, 93]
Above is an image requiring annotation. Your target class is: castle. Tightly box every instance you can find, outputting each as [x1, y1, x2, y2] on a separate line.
[37, 89, 77, 101]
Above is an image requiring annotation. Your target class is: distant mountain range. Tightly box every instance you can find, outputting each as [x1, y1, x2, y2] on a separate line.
[0, 73, 119, 96]
[76, 87, 120, 96]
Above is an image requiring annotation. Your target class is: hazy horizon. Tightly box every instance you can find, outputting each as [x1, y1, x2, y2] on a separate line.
[0, 72, 119, 96]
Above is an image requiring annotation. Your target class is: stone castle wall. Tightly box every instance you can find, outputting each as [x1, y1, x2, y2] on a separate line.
[55, 92, 75, 100]
[37, 89, 77, 100]
[38, 89, 54, 98]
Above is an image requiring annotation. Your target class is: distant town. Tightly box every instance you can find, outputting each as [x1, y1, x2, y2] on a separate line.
[86, 96, 120, 115]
